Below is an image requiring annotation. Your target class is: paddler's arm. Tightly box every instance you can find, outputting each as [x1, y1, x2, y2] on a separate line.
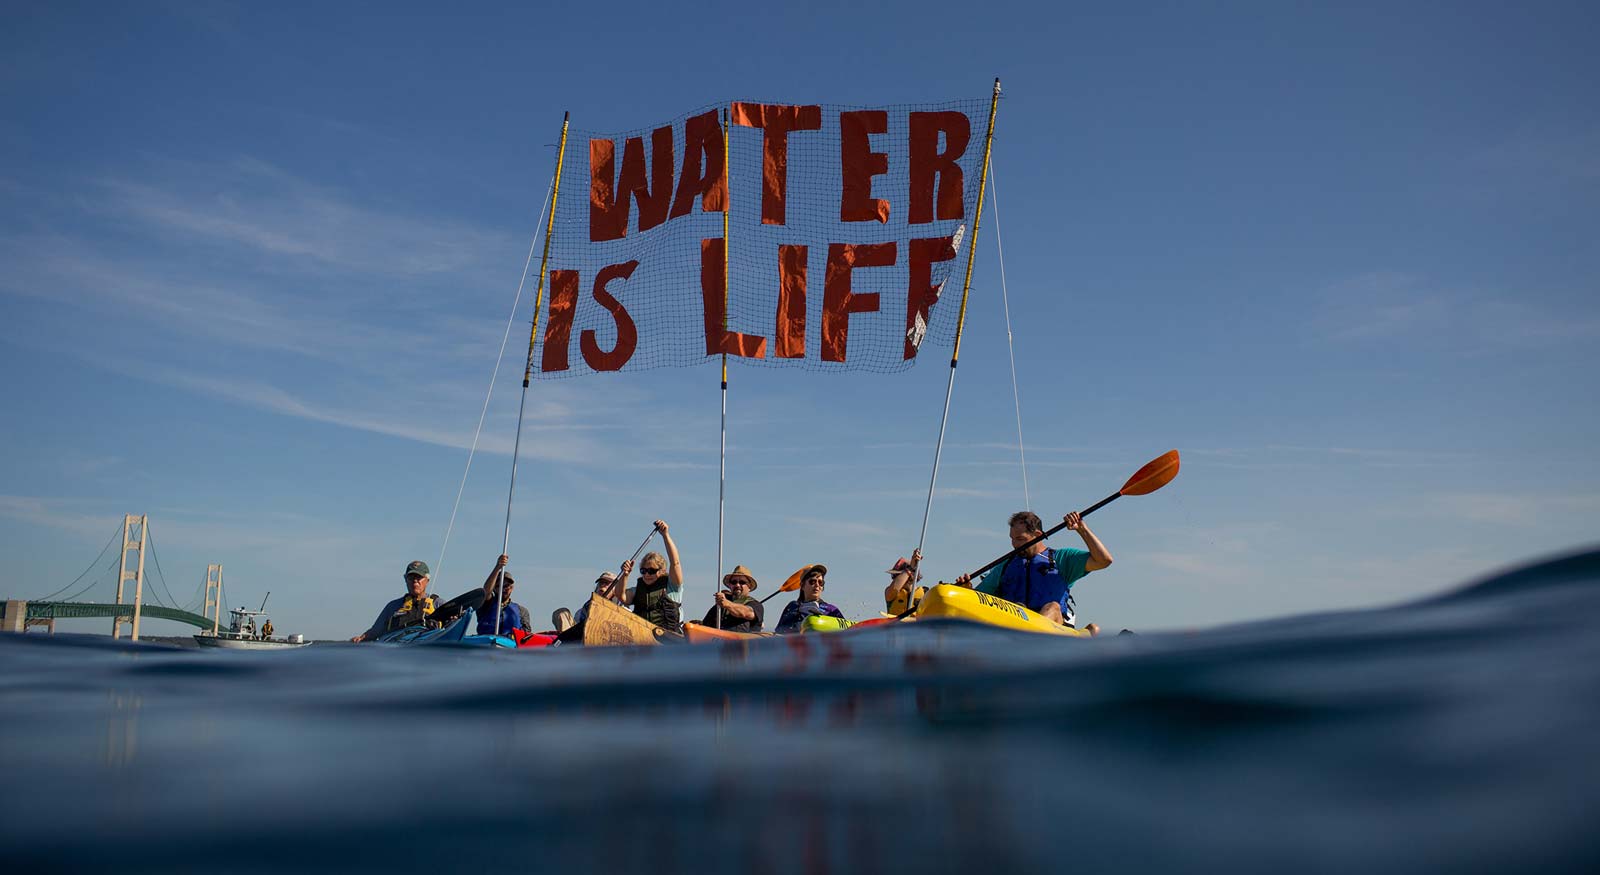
[886, 549, 924, 604]
[481, 554, 509, 597]
[1065, 512, 1113, 572]
[611, 559, 635, 603]
[351, 599, 398, 642]
[656, 519, 685, 589]
[713, 591, 756, 622]
[954, 565, 1002, 594]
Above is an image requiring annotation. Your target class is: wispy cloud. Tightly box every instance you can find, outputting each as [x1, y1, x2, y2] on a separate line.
[1313, 272, 1600, 349]
[0, 495, 123, 539]
[95, 160, 514, 279]
[116, 360, 600, 463]
[1414, 491, 1600, 527]
[781, 515, 893, 540]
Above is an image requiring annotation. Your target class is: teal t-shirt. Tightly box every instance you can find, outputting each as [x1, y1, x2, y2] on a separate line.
[976, 546, 1091, 604]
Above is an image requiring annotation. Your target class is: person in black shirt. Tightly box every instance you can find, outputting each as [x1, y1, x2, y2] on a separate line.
[702, 565, 763, 632]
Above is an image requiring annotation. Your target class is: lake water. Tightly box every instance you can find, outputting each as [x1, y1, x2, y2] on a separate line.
[3, 548, 1599, 873]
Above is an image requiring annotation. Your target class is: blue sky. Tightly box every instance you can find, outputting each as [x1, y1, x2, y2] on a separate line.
[3, 2, 1597, 640]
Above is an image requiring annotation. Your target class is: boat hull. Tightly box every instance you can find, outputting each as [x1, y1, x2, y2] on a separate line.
[915, 584, 1091, 637]
[376, 611, 515, 648]
[194, 635, 310, 650]
[581, 595, 681, 646]
[682, 622, 770, 643]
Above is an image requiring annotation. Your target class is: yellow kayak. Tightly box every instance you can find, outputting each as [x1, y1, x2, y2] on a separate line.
[914, 584, 1091, 637]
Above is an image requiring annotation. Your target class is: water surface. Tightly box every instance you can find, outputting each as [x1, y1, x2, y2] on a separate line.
[4, 549, 1599, 872]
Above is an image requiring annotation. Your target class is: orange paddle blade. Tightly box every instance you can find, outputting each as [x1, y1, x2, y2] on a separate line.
[1120, 450, 1180, 496]
[779, 567, 808, 592]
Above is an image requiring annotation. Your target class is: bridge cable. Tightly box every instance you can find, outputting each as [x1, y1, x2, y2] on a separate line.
[143, 525, 184, 610]
[36, 523, 120, 601]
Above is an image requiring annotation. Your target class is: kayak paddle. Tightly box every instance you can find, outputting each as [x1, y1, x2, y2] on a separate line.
[897, 449, 1181, 619]
[966, 449, 1180, 581]
[759, 566, 809, 604]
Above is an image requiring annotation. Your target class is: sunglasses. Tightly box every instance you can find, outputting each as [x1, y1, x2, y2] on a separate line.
[406, 574, 426, 582]
[805, 576, 825, 585]
[641, 567, 664, 575]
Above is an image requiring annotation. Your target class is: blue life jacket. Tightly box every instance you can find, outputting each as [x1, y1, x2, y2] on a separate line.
[477, 601, 522, 636]
[997, 551, 1065, 614]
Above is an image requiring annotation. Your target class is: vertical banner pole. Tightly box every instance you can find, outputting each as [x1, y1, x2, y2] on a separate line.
[715, 108, 730, 630]
[498, 112, 570, 639]
[913, 79, 1002, 580]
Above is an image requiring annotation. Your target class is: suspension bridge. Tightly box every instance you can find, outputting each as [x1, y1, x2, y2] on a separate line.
[0, 514, 226, 640]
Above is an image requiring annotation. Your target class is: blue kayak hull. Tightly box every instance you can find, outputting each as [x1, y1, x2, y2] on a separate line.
[376, 611, 515, 648]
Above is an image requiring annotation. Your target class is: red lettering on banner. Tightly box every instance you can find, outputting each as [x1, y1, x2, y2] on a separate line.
[541, 270, 581, 372]
[905, 236, 956, 359]
[590, 127, 675, 242]
[775, 244, 808, 358]
[909, 111, 970, 224]
[700, 238, 768, 358]
[589, 140, 623, 242]
[580, 261, 640, 371]
[670, 110, 727, 220]
[840, 111, 890, 223]
[822, 242, 896, 362]
[731, 102, 822, 225]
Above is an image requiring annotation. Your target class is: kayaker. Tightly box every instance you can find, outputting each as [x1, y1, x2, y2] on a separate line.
[775, 565, 846, 634]
[478, 554, 533, 637]
[350, 560, 438, 642]
[884, 549, 927, 614]
[623, 519, 685, 632]
[954, 510, 1113, 625]
[702, 565, 763, 632]
[556, 571, 626, 644]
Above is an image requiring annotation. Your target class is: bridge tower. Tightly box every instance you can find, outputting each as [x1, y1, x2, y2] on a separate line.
[203, 564, 223, 635]
[111, 514, 148, 640]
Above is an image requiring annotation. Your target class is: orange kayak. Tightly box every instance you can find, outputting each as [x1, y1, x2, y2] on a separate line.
[682, 622, 772, 644]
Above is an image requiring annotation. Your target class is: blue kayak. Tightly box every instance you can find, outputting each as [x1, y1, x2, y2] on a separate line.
[375, 610, 516, 648]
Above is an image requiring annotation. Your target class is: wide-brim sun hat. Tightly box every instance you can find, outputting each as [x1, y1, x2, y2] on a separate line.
[722, 564, 759, 590]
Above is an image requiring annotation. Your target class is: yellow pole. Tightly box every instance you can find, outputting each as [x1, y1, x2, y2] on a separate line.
[523, 112, 571, 387]
[715, 108, 730, 629]
[913, 79, 1002, 572]
[949, 78, 1002, 366]
[498, 112, 570, 638]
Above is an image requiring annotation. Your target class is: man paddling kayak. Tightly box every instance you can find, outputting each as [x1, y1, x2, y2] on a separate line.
[955, 511, 1112, 626]
[775, 565, 846, 634]
[351, 560, 438, 642]
[703, 565, 763, 632]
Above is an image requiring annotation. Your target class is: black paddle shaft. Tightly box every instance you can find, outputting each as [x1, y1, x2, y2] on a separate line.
[964, 491, 1121, 580]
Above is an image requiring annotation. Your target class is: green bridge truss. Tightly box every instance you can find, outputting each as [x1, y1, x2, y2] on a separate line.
[15, 601, 216, 630]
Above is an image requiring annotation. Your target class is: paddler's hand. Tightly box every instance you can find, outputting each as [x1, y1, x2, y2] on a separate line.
[713, 591, 729, 607]
[954, 573, 973, 588]
[1063, 511, 1084, 531]
[654, 519, 668, 534]
[620, 558, 635, 578]
[496, 554, 508, 568]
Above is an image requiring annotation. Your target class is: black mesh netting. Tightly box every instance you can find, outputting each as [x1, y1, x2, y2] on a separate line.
[531, 96, 992, 379]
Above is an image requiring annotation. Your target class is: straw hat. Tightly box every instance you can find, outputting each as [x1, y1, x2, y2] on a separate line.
[722, 564, 758, 590]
